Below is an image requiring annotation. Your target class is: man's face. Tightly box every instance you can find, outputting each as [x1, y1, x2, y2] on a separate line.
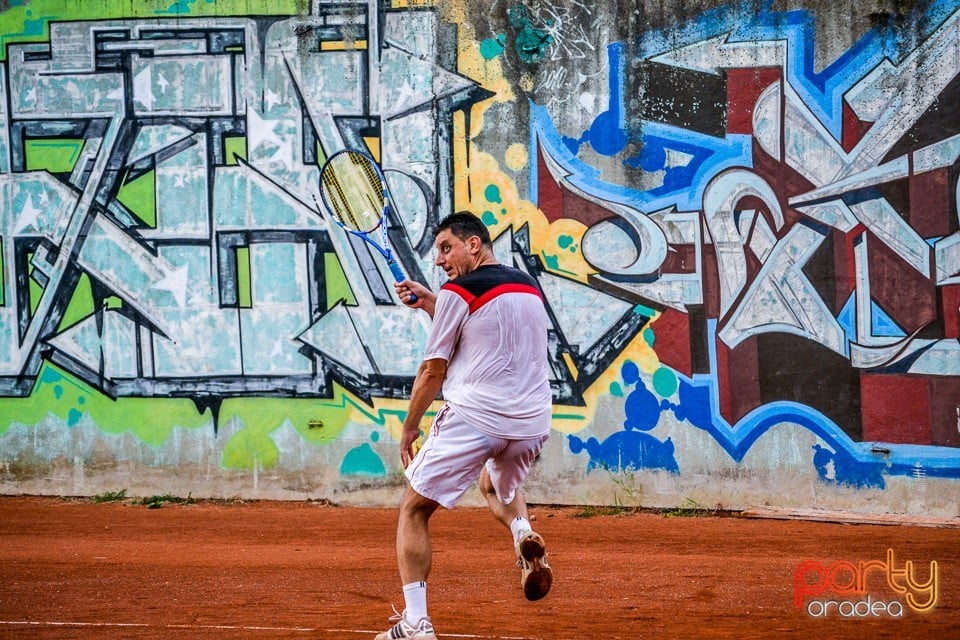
[434, 228, 478, 280]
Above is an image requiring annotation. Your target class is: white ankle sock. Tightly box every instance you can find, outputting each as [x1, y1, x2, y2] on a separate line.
[402, 581, 428, 622]
[510, 516, 532, 543]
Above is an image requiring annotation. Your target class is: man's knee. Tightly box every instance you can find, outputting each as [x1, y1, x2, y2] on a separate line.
[400, 486, 439, 520]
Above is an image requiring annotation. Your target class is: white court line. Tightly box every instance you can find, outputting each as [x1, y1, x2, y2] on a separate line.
[0, 620, 541, 639]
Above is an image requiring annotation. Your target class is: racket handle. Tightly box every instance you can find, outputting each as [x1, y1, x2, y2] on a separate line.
[389, 261, 418, 303]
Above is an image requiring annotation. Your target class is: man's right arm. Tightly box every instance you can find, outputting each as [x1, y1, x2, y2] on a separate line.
[395, 279, 437, 317]
[399, 358, 447, 467]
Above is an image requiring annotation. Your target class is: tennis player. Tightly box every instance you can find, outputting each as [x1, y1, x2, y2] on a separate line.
[376, 212, 553, 640]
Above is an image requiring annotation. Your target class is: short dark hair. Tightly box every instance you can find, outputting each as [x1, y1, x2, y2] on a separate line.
[435, 211, 492, 247]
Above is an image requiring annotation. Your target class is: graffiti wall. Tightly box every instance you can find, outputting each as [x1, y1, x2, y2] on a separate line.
[1, 0, 958, 515]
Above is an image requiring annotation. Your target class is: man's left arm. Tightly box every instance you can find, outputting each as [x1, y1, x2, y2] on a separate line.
[400, 358, 448, 467]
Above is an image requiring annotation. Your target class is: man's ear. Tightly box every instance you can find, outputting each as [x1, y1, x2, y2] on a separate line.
[467, 235, 482, 254]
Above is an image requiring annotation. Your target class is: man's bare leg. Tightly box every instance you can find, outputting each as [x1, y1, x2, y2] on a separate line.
[479, 465, 528, 530]
[377, 484, 440, 637]
[478, 466, 552, 600]
[396, 485, 439, 583]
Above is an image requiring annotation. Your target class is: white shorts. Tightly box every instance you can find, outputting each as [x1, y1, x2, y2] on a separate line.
[405, 403, 549, 509]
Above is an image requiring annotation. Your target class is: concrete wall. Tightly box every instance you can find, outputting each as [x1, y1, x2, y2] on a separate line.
[1, 0, 959, 516]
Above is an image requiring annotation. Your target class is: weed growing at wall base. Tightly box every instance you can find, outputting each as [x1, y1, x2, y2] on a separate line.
[91, 489, 127, 503]
[134, 493, 196, 509]
[663, 497, 719, 518]
[574, 497, 635, 518]
[88, 490, 201, 507]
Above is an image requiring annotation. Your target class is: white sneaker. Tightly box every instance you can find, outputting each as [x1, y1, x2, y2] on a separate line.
[374, 607, 437, 640]
[516, 530, 553, 601]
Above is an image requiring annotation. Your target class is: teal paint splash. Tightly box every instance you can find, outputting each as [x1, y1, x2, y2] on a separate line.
[340, 442, 386, 476]
[484, 184, 502, 204]
[643, 326, 655, 346]
[539, 251, 576, 276]
[157, 0, 205, 15]
[23, 10, 48, 37]
[480, 34, 505, 60]
[508, 6, 553, 64]
[558, 234, 577, 253]
[651, 367, 678, 397]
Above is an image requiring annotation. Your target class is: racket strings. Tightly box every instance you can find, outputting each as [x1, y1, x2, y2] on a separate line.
[320, 153, 385, 232]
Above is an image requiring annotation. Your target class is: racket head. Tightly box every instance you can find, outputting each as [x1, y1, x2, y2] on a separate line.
[318, 150, 386, 233]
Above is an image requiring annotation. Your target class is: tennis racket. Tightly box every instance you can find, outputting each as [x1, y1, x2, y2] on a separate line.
[318, 149, 416, 302]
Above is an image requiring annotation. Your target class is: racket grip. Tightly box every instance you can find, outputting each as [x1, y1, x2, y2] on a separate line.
[389, 261, 418, 303]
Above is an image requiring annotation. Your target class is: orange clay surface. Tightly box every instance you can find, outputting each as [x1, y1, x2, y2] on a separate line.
[0, 496, 956, 639]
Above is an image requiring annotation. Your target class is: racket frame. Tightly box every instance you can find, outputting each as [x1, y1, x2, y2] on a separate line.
[318, 149, 415, 298]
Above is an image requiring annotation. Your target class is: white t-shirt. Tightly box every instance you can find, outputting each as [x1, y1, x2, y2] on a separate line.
[423, 264, 552, 439]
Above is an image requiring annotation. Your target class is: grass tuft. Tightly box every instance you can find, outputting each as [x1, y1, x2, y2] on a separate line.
[91, 489, 128, 503]
[663, 497, 719, 518]
[134, 493, 196, 509]
[574, 503, 635, 518]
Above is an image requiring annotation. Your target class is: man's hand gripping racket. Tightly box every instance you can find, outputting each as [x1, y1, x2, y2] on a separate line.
[318, 149, 416, 303]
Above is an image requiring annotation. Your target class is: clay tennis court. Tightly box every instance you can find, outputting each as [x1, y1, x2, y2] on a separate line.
[0, 496, 956, 639]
